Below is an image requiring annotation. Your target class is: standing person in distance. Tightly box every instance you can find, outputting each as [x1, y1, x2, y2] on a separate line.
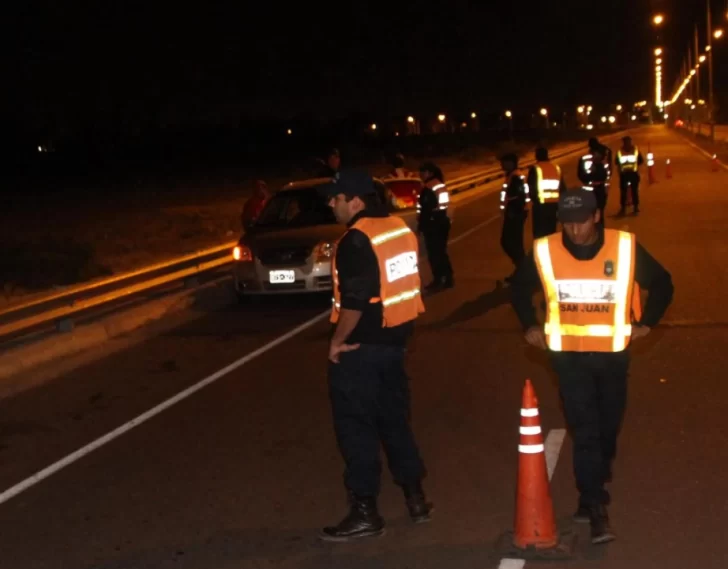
[417, 161, 454, 292]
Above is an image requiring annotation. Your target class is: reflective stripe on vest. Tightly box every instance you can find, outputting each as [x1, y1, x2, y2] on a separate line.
[500, 170, 527, 209]
[330, 216, 425, 327]
[533, 230, 642, 352]
[433, 182, 449, 211]
[535, 162, 561, 204]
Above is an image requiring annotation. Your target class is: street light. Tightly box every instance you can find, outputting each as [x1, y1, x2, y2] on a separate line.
[715, 29, 725, 39]
[656, 57, 662, 64]
[653, 13, 665, 26]
[286, 128, 292, 135]
[700, 54, 707, 62]
[438, 114, 446, 122]
[540, 108, 548, 116]
[504, 110, 513, 140]
[370, 123, 377, 131]
[608, 116, 616, 124]
[601, 116, 607, 123]
[471, 112, 477, 119]
[577, 105, 585, 114]
[655, 47, 663, 56]
[616, 104, 623, 111]
[407, 116, 415, 123]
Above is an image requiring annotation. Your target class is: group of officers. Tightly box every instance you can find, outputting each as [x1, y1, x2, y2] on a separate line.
[318, 135, 672, 547]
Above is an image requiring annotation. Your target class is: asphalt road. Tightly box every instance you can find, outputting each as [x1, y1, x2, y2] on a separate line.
[1, 126, 727, 569]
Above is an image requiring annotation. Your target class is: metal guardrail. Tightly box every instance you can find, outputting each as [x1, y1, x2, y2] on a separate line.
[0, 134, 624, 343]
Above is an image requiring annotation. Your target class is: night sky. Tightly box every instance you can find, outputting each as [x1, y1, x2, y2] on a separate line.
[7, 0, 728, 131]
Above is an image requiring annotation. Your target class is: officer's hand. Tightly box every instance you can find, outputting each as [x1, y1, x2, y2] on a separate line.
[524, 326, 548, 350]
[329, 341, 361, 363]
[631, 325, 651, 341]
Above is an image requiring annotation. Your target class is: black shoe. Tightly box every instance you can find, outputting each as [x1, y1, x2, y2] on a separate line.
[424, 281, 442, 293]
[319, 496, 385, 542]
[403, 483, 433, 524]
[589, 504, 616, 545]
[573, 502, 591, 524]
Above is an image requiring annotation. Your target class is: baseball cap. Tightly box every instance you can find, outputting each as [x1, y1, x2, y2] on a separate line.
[558, 188, 598, 223]
[319, 170, 376, 199]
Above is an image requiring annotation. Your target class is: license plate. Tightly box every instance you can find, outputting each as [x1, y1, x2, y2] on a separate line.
[269, 270, 296, 284]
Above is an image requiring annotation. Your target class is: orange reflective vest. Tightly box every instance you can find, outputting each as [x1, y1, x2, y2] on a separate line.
[331, 216, 425, 326]
[534, 162, 561, 204]
[533, 229, 643, 352]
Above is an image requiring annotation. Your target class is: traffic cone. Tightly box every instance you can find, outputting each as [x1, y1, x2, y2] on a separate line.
[713, 154, 720, 172]
[514, 379, 557, 549]
[666, 159, 672, 179]
[496, 379, 574, 560]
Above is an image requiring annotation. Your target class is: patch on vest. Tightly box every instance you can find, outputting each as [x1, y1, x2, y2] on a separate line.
[556, 279, 617, 303]
[604, 260, 614, 276]
[385, 251, 418, 283]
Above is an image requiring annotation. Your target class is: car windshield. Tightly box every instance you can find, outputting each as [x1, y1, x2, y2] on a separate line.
[254, 188, 337, 229]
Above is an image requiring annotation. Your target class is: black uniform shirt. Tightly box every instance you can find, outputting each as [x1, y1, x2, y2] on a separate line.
[510, 227, 674, 331]
[335, 207, 414, 346]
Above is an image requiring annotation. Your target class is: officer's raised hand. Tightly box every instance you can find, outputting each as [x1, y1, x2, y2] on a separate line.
[524, 326, 548, 350]
[631, 325, 651, 341]
[329, 340, 361, 363]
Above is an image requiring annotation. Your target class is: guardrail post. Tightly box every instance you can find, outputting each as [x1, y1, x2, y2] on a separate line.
[57, 318, 75, 333]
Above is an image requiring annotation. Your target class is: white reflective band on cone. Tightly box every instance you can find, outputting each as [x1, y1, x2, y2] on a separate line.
[519, 444, 545, 454]
[520, 408, 539, 417]
[520, 426, 542, 435]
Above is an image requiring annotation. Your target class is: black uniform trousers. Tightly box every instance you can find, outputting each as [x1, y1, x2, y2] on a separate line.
[532, 203, 559, 239]
[328, 344, 426, 497]
[550, 350, 630, 506]
[619, 172, 640, 208]
[423, 217, 453, 283]
[593, 185, 608, 228]
[501, 210, 526, 267]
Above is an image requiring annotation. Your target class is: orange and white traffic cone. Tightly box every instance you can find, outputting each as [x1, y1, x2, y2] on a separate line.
[712, 154, 720, 172]
[666, 159, 672, 179]
[496, 379, 575, 560]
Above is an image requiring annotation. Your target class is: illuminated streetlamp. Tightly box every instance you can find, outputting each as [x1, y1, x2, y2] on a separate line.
[616, 104, 623, 111]
[407, 116, 415, 123]
[601, 116, 607, 123]
[715, 28, 724, 39]
[608, 115, 616, 124]
[505, 110, 512, 118]
[655, 47, 663, 56]
[438, 114, 446, 122]
[370, 123, 377, 131]
[700, 54, 707, 63]
[286, 128, 292, 135]
[577, 105, 585, 114]
[504, 110, 513, 140]
[471, 112, 477, 119]
[653, 13, 665, 26]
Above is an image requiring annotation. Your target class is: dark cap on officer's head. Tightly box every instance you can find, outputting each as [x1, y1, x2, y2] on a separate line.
[622, 135, 632, 143]
[500, 152, 519, 165]
[558, 188, 598, 223]
[588, 137, 599, 149]
[319, 170, 376, 199]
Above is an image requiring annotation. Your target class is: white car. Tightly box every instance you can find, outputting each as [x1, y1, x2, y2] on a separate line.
[232, 177, 405, 298]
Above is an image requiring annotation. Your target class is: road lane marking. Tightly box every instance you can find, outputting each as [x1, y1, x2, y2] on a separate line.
[499, 428, 566, 568]
[683, 137, 728, 171]
[0, 311, 330, 506]
[0, 198, 503, 506]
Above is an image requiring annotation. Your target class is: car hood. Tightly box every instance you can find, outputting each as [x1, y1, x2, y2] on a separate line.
[241, 224, 346, 251]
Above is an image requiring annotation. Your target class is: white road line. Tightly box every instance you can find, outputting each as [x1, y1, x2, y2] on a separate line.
[683, 137, 728, 172]
[499, 428, 567, 569]
[0, 311, 330, 506]
[0, 200, 501, 506]
[498, 559, 526, 569]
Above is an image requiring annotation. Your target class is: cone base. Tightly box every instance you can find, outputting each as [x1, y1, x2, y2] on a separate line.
[495, 529, 577, 560]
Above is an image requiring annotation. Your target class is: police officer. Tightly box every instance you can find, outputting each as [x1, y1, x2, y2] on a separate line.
[615, 136, 644, 216]
[319, 148, 341, 179]
[510, 188, 673, 544]
[500, 153, 529, 282]
[389, 153, 413, 178]
[418, 161, 454, 291]
[527, 147, 567, 238]
[578, 142, 609, 226]
[320, 171, 431, 542]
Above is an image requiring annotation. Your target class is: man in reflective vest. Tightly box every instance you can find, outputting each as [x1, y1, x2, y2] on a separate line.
[578, 141, 610, 227]
[418, 161, 454, 291]
[615, 136, 644, 216]
[500, 153, 530, 282]
[509, 188, 673, 545]
[319, 171, 431, 542]
[527, 146, 567, 238]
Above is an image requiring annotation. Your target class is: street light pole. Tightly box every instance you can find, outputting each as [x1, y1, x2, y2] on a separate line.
[708, 0, 715, 142]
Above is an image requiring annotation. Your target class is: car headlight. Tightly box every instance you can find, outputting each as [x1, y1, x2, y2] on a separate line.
[232, 244, 253, 262]
[314, 241, 334, 262]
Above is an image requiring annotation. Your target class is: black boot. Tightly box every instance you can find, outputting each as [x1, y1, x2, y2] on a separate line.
[403, 482, 433, 524]
[589, 504, 616, 545]
[572, 500, 591, 524]
[424, 280, 442, 294]
[319, 496, 385, 542]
